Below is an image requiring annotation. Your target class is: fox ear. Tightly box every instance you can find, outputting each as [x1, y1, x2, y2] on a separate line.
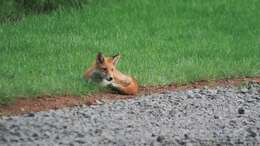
[112, 53, 121, 66]
[96, 52, 105, 64]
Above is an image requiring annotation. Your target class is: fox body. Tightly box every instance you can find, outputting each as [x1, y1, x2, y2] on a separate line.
[84, 52, 138, 95]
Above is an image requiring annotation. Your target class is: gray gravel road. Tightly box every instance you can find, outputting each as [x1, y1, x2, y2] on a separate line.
[0, 82, 260, 146]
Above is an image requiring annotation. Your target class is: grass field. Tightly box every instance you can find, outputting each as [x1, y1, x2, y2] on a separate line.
[0, 0, 260, 104]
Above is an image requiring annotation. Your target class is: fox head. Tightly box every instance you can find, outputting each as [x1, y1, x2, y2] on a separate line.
[95, 52, 121, 81]
[85, 52, 121, 85]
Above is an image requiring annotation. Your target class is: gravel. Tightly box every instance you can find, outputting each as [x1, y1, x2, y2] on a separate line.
[0, 82, 260, 146]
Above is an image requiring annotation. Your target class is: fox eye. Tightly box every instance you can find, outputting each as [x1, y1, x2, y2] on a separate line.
[101, 67, 107, 72]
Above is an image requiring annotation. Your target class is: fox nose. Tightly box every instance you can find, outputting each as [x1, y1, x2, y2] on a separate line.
[107, 77, 113, 81]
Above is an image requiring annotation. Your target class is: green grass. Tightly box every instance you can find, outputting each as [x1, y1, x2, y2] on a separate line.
[1, 0, 260, 104]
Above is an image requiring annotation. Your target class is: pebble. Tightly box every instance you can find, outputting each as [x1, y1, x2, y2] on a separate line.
[238, 107, 245, 114]
[156, 136, 165, 143]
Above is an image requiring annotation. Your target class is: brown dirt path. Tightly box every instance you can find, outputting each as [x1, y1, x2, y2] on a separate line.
[1, 77, 260, 116]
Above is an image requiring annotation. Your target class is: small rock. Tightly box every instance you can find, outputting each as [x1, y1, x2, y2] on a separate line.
[208, 95, 216, 100]
[246, 98, 255, 103]
[229, 120, 237, 127]
[0, 137, 8, 143]
[176, 139, 185, 145]
[127, 125, 133, 128]
[94, 129, 102, 135]
[0, 123, 7, 131]
[187, 94, 193, 98]
[75, 139, 86, 144]
[235, 139, 244, 144]
[82, 113, 90, 118]
[203, 86, 209, 90]
[240, 88, 248, 93]
[169, 109, 175, 116]
[194, 94, 202, 99]
[247, 128, 257, 137]
[95, 100, 105, 105]
[156, 136, 165, 143]
[42, 113, 50, 117]
[10, 139, 18, 142]
[186, 91, 194, 98]
[80, 104, 87, 108]
[26, 112, 35, 117]
[43, 131, 51, 137]
[252, 96, 260, 100]
[193, 89, 200, 93]
[55, 135, 60, 140]
[214, 115, 219, 119]
[238, 107, 245, 114]
[32, 133, 38, 138]
[184, 134, 189, 139]
[12, 131, 21, 137]
[226, 136, 231, 142]
[77, 133, 85, 138]
[19, 138, 25, 141]
[160, 91, 172, 94]
[186, 143, 193, 146]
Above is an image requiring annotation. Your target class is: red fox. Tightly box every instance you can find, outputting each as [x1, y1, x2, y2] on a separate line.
[84, 52, 138, 95]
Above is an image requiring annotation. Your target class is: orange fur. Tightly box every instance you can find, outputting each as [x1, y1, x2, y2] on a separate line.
[84, 53, 138, 95]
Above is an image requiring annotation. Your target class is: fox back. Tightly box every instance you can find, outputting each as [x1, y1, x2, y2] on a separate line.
[84, 52, 138, 95]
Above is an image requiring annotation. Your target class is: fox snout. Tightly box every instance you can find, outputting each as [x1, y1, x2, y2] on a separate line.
[106, 76, 113, 81]
[97, 70, 113, 82]
[85, 69, 113, 83]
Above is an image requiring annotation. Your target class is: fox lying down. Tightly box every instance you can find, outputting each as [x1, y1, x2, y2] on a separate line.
[84, 52, 138, 95]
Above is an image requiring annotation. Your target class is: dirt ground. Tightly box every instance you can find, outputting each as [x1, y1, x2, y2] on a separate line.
[1, 77, 260, 116]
